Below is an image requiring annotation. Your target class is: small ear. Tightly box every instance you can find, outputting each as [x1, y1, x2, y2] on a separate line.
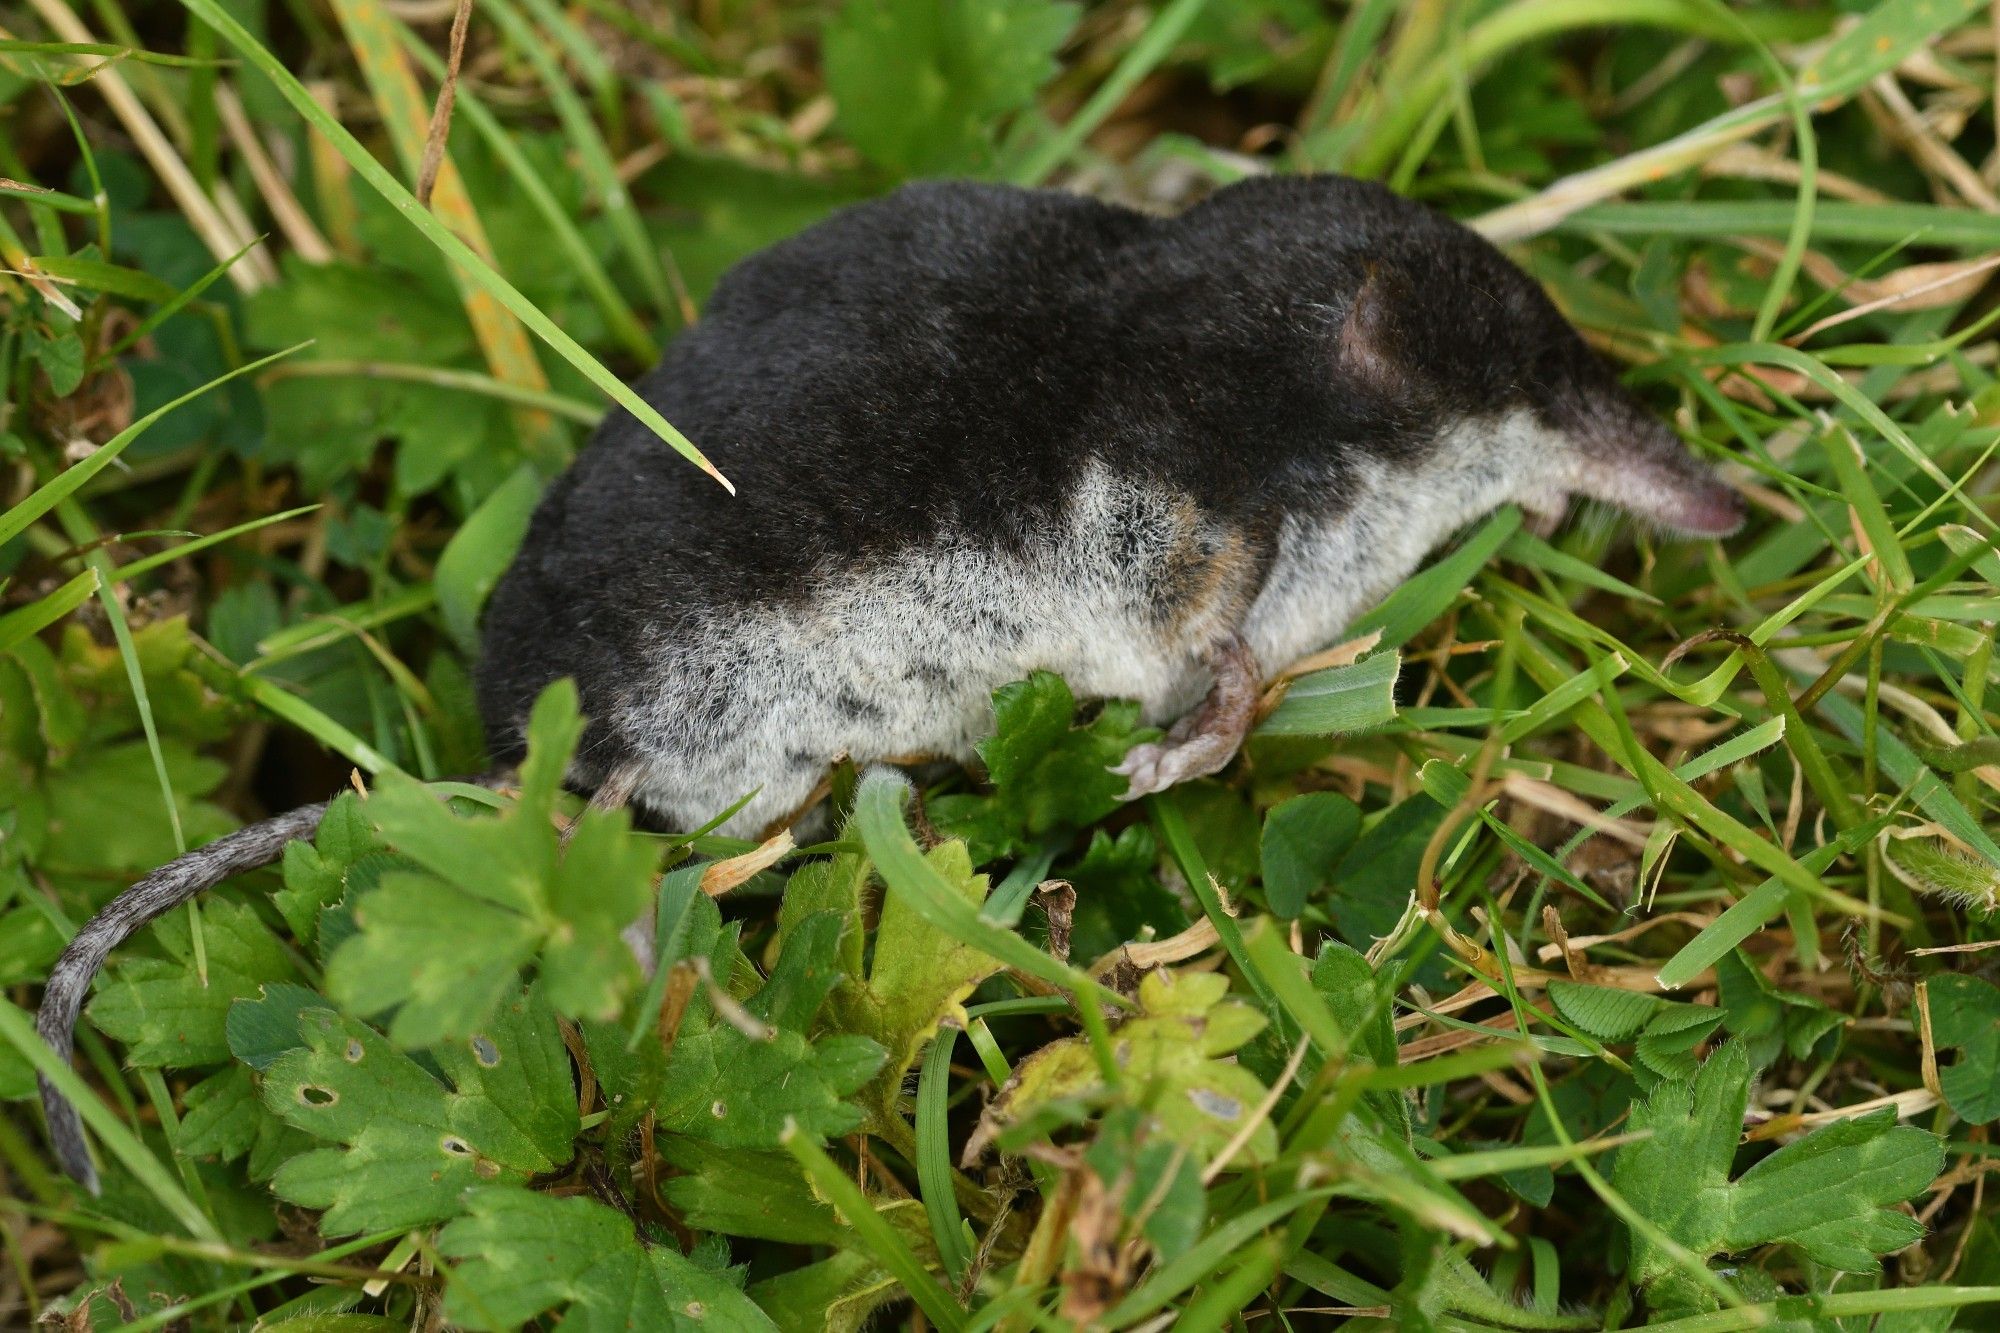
[1335, 265, 1407, 394]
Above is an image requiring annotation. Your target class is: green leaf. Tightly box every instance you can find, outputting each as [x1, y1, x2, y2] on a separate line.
[660, 1141, 843, 1245]
[261, 989, 579, 1233]
[89, 898, 301, 1066]
[1632, 1003, 1725, 1083]
[1260, 791, 1361, 917]
[435, 464, 542, 653]
[788, 833, 1006, 1092]
[273, 792, 386, 947]
[972, 968, 1274, 1167]
[178, 1063, 311, 1180]
[227, 981, 333, 1070]
[1614, 1042, 1943, 1308]
[438, 1187, 776, 1332]
[32, 323, 86, 396]
[325, 681, 657, 1043]
[823, 0, 1078, 176]
[646, 904, 886, 1146]
[1926, 973, 2000, 1124]
[1256, 651, 1401, 737]
[1714, 950, 1843, 1069]
[928, 670, 1156, 860]
[1547, 980, 1661, 1044]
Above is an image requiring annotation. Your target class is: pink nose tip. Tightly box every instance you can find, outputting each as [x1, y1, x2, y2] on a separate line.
[1666, 476, 1746, 537]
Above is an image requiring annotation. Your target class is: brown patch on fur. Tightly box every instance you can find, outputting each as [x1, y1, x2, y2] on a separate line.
[1151, 517, 1262, 645]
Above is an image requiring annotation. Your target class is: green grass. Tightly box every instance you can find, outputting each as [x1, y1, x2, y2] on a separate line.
[3, 0, 2000, 1327]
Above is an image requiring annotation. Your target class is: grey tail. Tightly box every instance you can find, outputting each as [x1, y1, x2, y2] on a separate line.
[36, 800, 331, 1193]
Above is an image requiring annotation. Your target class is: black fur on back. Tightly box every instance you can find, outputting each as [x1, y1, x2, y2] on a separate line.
[475, 175, 1636, 775]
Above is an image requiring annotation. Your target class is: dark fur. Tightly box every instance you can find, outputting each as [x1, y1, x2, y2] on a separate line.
[477, 175, 1692, 787]
[40, 175, 1735, 1189]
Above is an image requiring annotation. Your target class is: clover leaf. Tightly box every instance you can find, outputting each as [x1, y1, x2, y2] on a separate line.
[1927, 971, 2000, 1123]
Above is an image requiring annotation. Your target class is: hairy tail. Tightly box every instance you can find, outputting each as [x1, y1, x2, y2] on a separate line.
[37, 801, 330, 1192]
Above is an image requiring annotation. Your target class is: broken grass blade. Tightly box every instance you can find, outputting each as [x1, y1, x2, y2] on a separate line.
[1257, 649, 1401, 737]
[0, 568, 97, 655]
[176, 0, 733, 493]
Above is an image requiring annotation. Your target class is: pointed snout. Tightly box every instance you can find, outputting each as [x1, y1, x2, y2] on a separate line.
[1569, 421, 1745, 539]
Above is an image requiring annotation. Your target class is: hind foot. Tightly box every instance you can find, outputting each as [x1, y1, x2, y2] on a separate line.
[1113, 633, 1259, 799]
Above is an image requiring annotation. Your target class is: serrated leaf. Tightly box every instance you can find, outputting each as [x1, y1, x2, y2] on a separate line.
[928, 671, 1157, 860]
[227, 981, 326, 1070]
[261, 989, 578, 1233]
[1614, 1042, 1943, 1308]
[823, 0, 1077, 176]
[438, 1187, 775, 1332]
[974, 967, 1274, 1166]
[1548, 980, 1661, 1043]
[653, 909, 886, 1146]
[659, 1141, 843, 1245]
[325, 681, 656, 1044]
[1726, 1109, 1939, 1269]
[179, 1063, 311, 1180]
[1633, 1003, 1725, 1083]
[89, 898, 300, 1066]
[1926, 973, 2000, 1124]
[273, 791, 383, 946]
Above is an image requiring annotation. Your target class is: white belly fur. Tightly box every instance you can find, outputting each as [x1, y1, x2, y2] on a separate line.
[623, 413, 1553, 834]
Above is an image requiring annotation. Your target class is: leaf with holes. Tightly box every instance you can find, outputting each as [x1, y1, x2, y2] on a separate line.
[258, 988, 579, 1233]
[1613, 1042, 1943, 1312]
[650, 907, 886, 1146]
[970, 967, 1274, 1167]
[88, 898, 301, 1067]
[1927, 972, 2000, 1124]
[439, 1186, 775, 1332]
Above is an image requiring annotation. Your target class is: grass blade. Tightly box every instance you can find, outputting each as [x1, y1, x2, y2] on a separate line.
[176, 0, 734, 492]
